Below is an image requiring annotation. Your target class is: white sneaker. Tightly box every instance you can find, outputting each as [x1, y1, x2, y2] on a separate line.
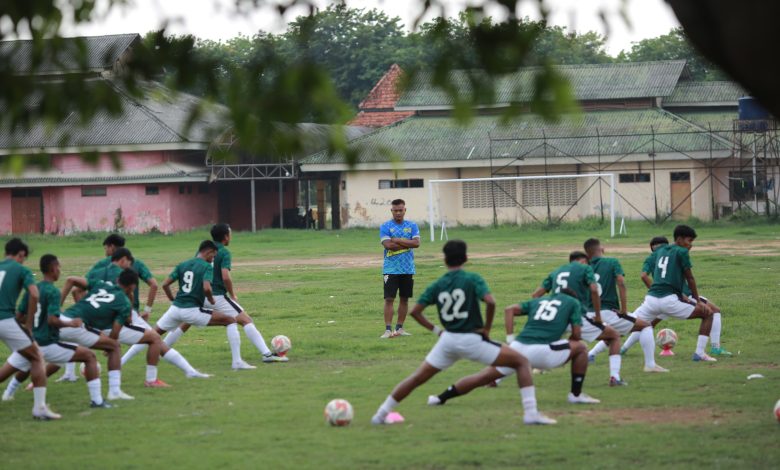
[643, 364, 670, 373]
[370, 413, 387, 425]
[523, 412, 557, 425]
[568, 392, 601, 404]
[55, 374, 78, 383]
[107, 390, 135, 400]
[33, 404, 62, 420]
[231, 360, 257, 370]
[2, 390, 14, 401]
[394, 328, 412, 337]
[427, 395, 442, 406]
[186, 370, 212, 378]
[379, 330, 393, 339]
[262, 354, 289, 363]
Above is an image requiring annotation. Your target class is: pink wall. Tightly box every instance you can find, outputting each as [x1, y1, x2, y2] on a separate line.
[167, 184, 219, 232]
[0, 190, 11, 234]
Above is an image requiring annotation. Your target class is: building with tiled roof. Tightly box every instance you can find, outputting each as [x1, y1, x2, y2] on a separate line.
[305, 62, 777, 228]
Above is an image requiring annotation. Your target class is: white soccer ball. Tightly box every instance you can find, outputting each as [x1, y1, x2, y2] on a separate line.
[325, 399, 354, 426]
[655, 328, 678, 349]
[79, 362, 102, 377]
[271, 335, 291, 356]
[774, 399, 780, 423]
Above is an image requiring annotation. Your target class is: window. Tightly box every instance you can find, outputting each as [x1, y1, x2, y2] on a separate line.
[521, 179, 577, 206]
[378, 179, 424, 189]
[11, 188, 42, 198]
[670, 172, 690, 182]
[82, 187, 107, 197]
[729, 171, 766, 202]
[145, 186, 159, 195]
[179, 185, 193, 194]
[462, 180, 517, 208]
[619, 173, 651, 183]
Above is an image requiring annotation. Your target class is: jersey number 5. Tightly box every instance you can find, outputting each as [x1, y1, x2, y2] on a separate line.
[554, 272, 570, 293]
[438, 288, 468, 321]
[533, 300, 561, 321]
[181, 271, 194, 293]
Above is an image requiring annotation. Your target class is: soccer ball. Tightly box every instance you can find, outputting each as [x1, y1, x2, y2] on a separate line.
[774, 399, 780, 422]
[271, 335, 291, 356]
[79, 362, 102, 377]
[655, 328, 678, 349]
[325, 399, 353, 426]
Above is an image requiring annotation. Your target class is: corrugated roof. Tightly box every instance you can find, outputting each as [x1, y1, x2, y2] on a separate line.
[665, 81, 746, 105]
[0, 34, 140, 75]
[0, 161, 208, 187]
[0, 78, 227, 152]
[396, 61, 688, 109]
[304, 108, 732, 165]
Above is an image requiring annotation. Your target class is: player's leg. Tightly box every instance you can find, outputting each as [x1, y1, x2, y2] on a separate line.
[428, 366, 504, 405]
[704, 299, 732, 356]
[566, 339, 600, 404]
[157, 339, 211, 379]
[620, 317, 661, 354]
[123, 305, 182, 366]
[596, 325, 627, 386]
[163, 323, 191, 347]
[56, 362, 79, 382]
[686, 302, 716, 362]
[394, 275, 414, 336]
[371, 361, 440, 424]
[490, 343, 555, 424]
[89, 334, 131, 400]
[66, 345, 110, 408]
[632, 297, 668, 372]
[381, 275, 398, 338]
[124, 327, 168, 387]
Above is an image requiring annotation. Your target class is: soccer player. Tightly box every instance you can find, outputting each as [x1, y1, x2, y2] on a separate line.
[630, 225, 717, 369]
[0, 238, 60, 420]
[379, 199, 421, 338]
[531, 251, 626, 386]
[427, 288, 597, 407]
[370, 240, 554, 425]
[123, 241, 238, 365]
[2, 254, 110, 408]
[159, 224, 286, 370]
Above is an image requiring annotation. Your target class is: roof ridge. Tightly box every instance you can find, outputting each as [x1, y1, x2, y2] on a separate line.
[105, 78, 189, 142]
[0, 33, 140, 44]
[656, 108, 734, 147]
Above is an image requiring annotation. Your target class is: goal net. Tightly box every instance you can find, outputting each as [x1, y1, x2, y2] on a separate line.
[427, 173, 616, 241]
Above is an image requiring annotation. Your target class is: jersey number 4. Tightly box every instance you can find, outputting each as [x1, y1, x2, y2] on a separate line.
[438, 288, 468, 321]
[657, 256, 669, 278]
[533, 300, 561, 321]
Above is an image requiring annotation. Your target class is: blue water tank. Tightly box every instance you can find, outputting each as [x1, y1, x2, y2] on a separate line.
[738, 96, 770, 131]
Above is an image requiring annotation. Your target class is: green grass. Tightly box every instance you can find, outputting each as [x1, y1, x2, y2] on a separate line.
[3, 221, 780, 469]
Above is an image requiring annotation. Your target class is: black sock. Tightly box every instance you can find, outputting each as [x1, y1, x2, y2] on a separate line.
[385, 325, 392, 331]
[395, 323, 403, 331]
[438, 385, 460, 404]
[571, 373, 585, 396]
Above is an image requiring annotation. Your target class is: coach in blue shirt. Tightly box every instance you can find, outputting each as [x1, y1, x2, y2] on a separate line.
[379, 199, 421, 338]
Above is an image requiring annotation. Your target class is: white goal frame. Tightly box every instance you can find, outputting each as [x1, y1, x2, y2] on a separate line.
[427, 173, 616, 242]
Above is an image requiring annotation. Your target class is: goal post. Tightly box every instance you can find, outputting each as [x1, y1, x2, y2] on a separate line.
[427, 173, 616, 242]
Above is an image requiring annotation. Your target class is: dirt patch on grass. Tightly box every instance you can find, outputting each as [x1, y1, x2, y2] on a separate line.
[576, 407, 741, 425]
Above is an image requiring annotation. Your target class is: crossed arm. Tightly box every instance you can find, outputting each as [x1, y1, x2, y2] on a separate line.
[381, 237, 421, 252]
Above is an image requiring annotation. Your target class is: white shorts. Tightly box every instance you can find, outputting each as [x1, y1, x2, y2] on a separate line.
[634, 294, 695, 322]
[157, 305, 213, 332]
[204, 295, 243, 317]
[6, 351, 31, 372]
[496, 340, 571, 375]
[130, 310, 152, 329]
[104, 325, 146, 345]
[580, 314, 607, 342]
[40, 342, 77, 365]
[596, 310, 637, 336]
[57, 316, 102, 347]
[0, 317, 34, 352]
[425, 331, 502, 371]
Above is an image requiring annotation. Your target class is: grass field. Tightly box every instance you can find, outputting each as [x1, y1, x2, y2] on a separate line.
[2, 221, 779, 469]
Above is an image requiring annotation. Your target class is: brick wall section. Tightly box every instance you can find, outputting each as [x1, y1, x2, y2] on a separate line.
[349, 64, 414, 128]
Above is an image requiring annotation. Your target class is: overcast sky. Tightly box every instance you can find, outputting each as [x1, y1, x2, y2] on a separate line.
[58, 0, 679, 55]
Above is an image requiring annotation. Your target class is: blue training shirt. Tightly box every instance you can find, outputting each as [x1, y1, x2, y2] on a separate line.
[380, 219, 420, 274]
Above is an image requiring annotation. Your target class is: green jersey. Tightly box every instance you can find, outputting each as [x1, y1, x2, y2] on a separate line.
[417, 269, 490, 333]
[129, 258, 153, 311]
[0, 258, 36, 320]
[85, 257, 111, 279]
[18, 281, 61, 346]
[589, 257, 625, 311]
[647, 244, 692, 298]
[169, 257, 214, 308]
[516, 293, 584, 345]
[65, 281, 131, 330]
[541, 262, 597, 310]
[642, 250, 692, 296]
[211, 243, 231, 296]
[87, 263, 122, 285]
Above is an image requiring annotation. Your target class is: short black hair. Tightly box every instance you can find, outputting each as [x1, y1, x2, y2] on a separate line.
[569, 251, 588, 262]
[443, 240, 467, 267]
[649, 236, 669, 249]
[583, 238, 600, 254]
[559, 287, 579, 300]
[210, 223, 231, 243]
[39, 254, 58, 274]
[118, 268, 139, 288]
[5, 238, 29, 256]
[391, 199, 405, 206]
[673, 225, 697, 240]
[198, 240, 218, 253]
[102, 234, 125, 248]
[111, 247, 134, 262]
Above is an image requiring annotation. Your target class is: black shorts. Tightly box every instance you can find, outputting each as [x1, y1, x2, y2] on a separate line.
[383, 274, 414, 299]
